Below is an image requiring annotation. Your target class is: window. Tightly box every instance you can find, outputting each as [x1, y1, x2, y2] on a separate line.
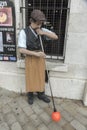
[25, 0, 70, 60]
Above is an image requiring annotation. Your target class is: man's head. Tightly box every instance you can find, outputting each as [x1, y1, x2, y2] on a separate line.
[30, 9, 46, 29]
[30, 9, 46, 22]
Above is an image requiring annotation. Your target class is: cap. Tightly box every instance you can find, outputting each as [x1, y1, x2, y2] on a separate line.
[30, 9, 46, 22]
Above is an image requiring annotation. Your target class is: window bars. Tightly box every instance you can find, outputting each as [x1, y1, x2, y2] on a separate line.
[24, 0, 70, 60]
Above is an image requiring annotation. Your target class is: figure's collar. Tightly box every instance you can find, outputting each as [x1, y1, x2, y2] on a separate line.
[29, 26, 38, 38]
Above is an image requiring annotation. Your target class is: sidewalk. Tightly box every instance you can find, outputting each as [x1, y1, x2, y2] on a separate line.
[0, 87, 87, 130]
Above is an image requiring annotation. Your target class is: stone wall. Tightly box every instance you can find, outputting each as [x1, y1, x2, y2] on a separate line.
[0, 0, 87, 105]
[45, 0, 87, 105]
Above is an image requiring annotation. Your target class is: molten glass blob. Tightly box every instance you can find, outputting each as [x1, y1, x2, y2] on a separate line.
[52, 111, 61, 122]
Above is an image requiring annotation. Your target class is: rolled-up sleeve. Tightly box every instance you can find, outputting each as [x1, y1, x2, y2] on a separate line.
[18, 30, 26, 48]
[41, 28, 53, 40]
[42, 28, 53, 33]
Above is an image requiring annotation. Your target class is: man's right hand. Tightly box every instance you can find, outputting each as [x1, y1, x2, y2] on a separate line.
[35, 51, 46, 58]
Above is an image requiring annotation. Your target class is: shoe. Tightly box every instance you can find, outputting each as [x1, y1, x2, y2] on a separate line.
[27, 92, 34, 105]
[37, 92, 50, 103]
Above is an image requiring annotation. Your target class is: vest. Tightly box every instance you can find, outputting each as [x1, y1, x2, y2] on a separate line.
[24, 26, 42, 51]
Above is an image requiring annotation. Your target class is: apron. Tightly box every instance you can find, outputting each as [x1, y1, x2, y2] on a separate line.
[25, 55, 45, 92]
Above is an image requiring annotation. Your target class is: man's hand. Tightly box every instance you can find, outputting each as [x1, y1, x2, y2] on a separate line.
[35, 28, 44, 35]
[36, 28, 58, 40]
[35, 51, 46, 58]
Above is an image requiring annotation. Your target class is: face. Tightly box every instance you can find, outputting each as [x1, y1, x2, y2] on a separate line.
[31, 21, 43, 29]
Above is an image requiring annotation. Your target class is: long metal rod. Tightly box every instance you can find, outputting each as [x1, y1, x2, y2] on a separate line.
[39, 36, 57, 112]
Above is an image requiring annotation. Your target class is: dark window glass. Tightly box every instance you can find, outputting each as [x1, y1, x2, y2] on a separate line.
[25, 0, 69, 59]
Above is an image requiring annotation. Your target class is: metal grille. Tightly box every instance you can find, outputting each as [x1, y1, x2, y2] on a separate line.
[25, 0, 70, 60]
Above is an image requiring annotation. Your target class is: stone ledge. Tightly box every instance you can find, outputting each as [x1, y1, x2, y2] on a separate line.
[17, 59, 68, 72]
[46, 61, 68, 72]
[17, 59, 25, 68]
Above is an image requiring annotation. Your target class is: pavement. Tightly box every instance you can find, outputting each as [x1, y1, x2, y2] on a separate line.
[0, 87, 87, 130]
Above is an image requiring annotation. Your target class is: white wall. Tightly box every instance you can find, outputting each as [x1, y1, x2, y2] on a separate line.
[0, 0, 87, 105]
[65, 0, 87, 64]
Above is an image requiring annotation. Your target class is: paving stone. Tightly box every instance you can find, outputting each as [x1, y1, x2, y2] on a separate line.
[61, 110, 73, 122]
[63, 123, 75, 130]
[8, 100, 19, 108]
[16, 97, 29, 108]
[37, 124, 49, 130]
[12, 106, 23, 115]
[47, 102, 54, 111]
[22, 106, 34, 116]
[73, 100, 83, 107]
[44, 107, 53, 116]
[11, 122, 22, 130]
[61, 102, 78, 115]
[16, 112, 29, 126]
[0, 88, 87, 130]
[2, 104, 11, 114]
[4, 113, 17, 125]
[77, 107, 87, 117]
[0, 107, 2, 112]
[61, 103, 77, 116]
[31, 102, 44, 115]
[0, 113, 4, 124]
[71, 119, 87, 130]
[57, 117, 67, 127]
[0, 122, 10, 130]
[23, 122, 36, 130]
[40, 112, 52, 125]
[55, 104, 64, 112]
[0, 95, 12, 106]
[8, 99, 23, 116]
[48, 122, 63, 130]
[54, 98, 64, 105]
[29, 114, 42, 127]
[48, 102, 63, 112]
[36, 98, 50, 108]
[0, 88, 17, 98]
[67, 101, 79, 110]
[75, 113, 87, 126]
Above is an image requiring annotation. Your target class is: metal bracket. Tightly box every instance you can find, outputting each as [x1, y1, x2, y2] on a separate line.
[20, 7, 28, 13]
